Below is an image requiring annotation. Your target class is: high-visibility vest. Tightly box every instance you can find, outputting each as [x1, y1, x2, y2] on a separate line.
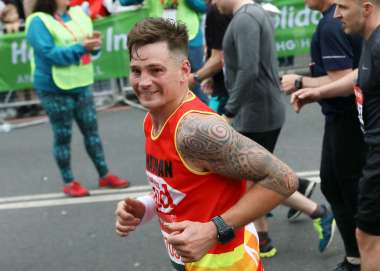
[147, 0, 165, 17]
[166, 0, 202, 41]
[26, 7, 94, 90]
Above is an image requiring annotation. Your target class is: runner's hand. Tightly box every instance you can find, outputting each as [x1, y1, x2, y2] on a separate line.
[166, 221, 218, 263]
[290, 88, 322, 113]
[115, 198, 145, 237]
[281, 74, 300, 95]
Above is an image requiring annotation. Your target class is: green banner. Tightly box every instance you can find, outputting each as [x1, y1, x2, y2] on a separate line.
[0, 2, 321, 92]
[0, 7, 148, 92]
[272, 0, 322, 57]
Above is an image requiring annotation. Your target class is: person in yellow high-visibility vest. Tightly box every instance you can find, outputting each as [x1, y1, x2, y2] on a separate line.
[119, 0, 165, 17]
[26, 0, 129, 197]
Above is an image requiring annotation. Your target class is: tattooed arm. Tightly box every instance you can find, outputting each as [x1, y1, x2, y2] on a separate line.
[175, 112, 298, 228]
[165, 112, 298, 262]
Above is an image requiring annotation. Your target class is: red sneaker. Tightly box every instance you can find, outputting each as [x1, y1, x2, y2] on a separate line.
[63, 181, 90, 197]
[99, 174, 129, 188]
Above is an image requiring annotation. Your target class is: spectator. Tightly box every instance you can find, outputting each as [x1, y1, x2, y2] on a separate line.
[188, 2, 231, 114]
[0, 0, 20, 32]
[282, 0, 366, 269]
[162, 0, 208, 103]
[215, 0, 335, 258]
[25, 0, 129, 196]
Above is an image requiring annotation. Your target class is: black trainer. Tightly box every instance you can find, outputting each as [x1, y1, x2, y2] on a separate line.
[333, 259, 360, 271]
[287, 178, 317, 221]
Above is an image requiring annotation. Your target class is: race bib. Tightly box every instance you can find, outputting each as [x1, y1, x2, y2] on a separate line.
[145, 171, 186, 270]
[159, 214, 185, 271]
[354, 85, 365, 133]
[145, 170, 186, 213]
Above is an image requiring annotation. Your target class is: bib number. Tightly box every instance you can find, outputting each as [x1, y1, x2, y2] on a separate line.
[354, 85, 365, 133]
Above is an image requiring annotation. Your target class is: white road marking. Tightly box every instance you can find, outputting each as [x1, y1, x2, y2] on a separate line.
[0, 191, 150, 210]
[0, 171, 320, 210]
[0, 185, 151, 204]
[308, 176, 321, 183]
[296, 170, 319, 177]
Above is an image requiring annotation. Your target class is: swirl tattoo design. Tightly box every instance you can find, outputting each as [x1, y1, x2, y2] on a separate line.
[176, 113, 298, 197]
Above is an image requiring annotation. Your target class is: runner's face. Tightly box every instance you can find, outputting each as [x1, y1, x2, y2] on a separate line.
[129, 42, 190, 112]
[334, 0, 365, 35]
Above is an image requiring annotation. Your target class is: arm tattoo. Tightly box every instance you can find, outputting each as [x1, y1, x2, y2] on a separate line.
[176, 113, 298, 197]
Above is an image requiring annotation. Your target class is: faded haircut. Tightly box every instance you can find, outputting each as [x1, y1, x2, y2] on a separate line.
[127, 18, 189, 61]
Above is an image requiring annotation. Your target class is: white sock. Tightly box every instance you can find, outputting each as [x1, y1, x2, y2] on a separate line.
[346, 257, 361, 265]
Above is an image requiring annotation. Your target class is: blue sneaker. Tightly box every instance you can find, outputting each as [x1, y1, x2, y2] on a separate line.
[259, 238, 277, 258]
[312, 205, 336, 253]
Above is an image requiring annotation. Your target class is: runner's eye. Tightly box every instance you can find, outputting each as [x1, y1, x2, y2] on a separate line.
[151, 68, 164, 75]
[131, 69, 141, 77]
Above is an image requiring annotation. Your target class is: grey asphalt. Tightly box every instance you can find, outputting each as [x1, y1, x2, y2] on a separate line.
[0, 101, 347, 271]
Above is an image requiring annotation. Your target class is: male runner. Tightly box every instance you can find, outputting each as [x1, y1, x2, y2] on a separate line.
[115, 18, 298, 271]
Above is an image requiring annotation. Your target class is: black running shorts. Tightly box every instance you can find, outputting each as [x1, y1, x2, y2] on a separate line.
[356, 146, 380, 235]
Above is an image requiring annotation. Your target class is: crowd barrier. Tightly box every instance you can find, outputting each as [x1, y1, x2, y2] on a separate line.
[0, 0, 318, 129]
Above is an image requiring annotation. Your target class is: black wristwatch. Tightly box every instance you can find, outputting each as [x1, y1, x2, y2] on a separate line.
[211, 216, 235, 244]
[295, 76, 303, 90]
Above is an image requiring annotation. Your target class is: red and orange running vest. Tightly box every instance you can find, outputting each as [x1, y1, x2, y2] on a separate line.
[144, 92, 263, 271]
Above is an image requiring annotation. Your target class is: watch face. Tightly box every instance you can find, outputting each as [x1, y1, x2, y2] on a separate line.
[219, 228, 235, 244]
[212, 216, 235, 244]
[295, 78, 302, 90]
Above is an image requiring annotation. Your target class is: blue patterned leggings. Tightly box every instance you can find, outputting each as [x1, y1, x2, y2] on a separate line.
[38, 89, 109, 183]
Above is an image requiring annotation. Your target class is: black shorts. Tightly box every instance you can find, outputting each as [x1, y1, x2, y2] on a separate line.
[356, 146, 380, 235]
[240, 129, 281, 154]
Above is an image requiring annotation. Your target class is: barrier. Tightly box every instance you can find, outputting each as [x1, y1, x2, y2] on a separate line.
[0, 1, 318, 129]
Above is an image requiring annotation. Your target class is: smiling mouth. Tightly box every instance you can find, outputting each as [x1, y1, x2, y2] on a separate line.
[139, 91, 159, 96]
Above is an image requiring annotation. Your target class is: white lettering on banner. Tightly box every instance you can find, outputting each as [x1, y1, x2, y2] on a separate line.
[300, 38, 311, 49]
[94, 66, 104, 76]
[276, 38, 311, 52]
[276, 40, 296, 51]
[105, 26, 128, 52]
[145, 170, 186, 213]
[11, 40, 32, 64]
[114, 33, 128, 51]
[275, 6, 321, 29]
[106, 27, 113, 52]
[16, 74, 32, 83]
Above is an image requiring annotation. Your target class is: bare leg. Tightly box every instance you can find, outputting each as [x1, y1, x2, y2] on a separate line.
[283, 191, 318, 215]
[356, 229, 380, 271]
[254, 216, 269, 233]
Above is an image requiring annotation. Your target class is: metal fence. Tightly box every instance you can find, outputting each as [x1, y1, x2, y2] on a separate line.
[0, 53, 311, 132]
